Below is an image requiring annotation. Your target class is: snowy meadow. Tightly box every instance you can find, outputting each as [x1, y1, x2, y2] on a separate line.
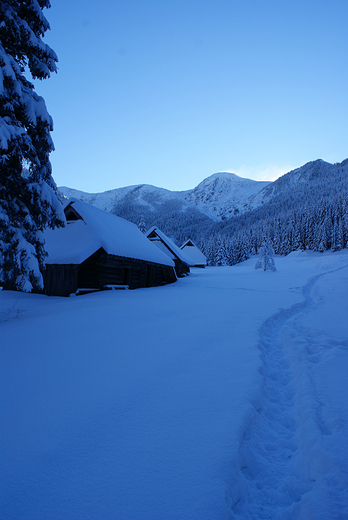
[1, 250, 348, 519]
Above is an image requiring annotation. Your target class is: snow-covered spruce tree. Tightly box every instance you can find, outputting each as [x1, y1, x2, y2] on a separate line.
[255, 239, 276, 272]
[215, 237, 227, 266]
[138, 215, 147, 234]
[0, 0, 64, 292]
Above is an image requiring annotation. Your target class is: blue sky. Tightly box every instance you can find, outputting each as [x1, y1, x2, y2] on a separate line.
[36, 0, 348, 192]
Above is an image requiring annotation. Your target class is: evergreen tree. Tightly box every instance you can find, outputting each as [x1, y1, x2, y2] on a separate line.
[138, 215, 147, 234]
[331, 220, 339, 252]
[293, 220, 304, 251]
[337, 218, 346, 251]
[249, 229, 258, 256]
[215, 236, 227, 266]
[225, 239, 236, 266]
[0, 0, 64, 292]
[255, 239, 276, 272]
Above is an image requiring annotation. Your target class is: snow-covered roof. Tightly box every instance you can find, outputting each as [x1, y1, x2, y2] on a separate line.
[146, 227, 192, 265]
[43, 200, 175, 267]
[181, 240, 207, 266]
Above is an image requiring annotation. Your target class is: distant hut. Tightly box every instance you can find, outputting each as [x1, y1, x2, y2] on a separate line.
[43, 200, 176, 296]
[146, 227, 191, 278]
[180, 239, 207, 268]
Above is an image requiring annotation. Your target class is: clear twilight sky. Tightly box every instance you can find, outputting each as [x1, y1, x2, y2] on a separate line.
[35, 0, 348, 193]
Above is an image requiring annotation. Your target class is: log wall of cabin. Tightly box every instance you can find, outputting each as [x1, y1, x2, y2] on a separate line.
[44, 264, 79, 296]
[174, 259, 190, 277]
[80, 250, 176, 290]
[44, 250, 176, 296]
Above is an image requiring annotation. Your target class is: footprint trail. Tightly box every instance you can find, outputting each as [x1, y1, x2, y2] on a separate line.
[231, 267, 348, 519]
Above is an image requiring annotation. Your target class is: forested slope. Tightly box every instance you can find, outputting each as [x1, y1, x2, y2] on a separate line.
[60, 159, 348, 266]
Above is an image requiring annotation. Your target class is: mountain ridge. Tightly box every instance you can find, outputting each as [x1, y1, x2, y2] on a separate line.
[59, 170, 271, 223]
[59, 159, 348, 260]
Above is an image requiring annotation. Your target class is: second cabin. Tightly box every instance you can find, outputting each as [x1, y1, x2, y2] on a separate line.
[146, 227, 191, 278]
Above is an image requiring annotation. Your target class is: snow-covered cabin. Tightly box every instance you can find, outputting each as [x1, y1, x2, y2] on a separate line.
[43, 200, 176, 296]
[180, 239, 207, 268]
[146, 227, 191, 278]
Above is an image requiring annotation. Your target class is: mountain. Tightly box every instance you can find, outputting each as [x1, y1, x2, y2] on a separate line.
[59, 171, 270, 225]
[59, 159, 348, 264]
[250, 159, 348, 206]
[182, 172, 270, 219]
[59, 183, 214, 243]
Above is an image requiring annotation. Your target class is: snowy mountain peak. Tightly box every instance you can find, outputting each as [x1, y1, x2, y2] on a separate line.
[195, 171, 262, 188]
[183, 171, 270, 219]
[199, 171, 241, 181]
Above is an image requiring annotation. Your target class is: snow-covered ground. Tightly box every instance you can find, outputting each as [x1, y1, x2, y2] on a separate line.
[1, 250, 348, 519]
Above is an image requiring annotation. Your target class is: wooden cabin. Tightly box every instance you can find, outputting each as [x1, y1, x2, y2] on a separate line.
[43, 200, 176, 296]
[180, 239, 207, 268]
[146, 227, 191, 278]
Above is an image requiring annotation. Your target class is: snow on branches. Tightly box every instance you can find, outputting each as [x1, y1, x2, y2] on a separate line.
[255, 240, 276, 272]
[0, 1, 64, 292]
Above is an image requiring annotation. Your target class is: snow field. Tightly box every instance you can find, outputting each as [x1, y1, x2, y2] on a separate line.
[232, 254, 348, 519]
[1, 250, 348, 519]
[281, 267, 348, 519]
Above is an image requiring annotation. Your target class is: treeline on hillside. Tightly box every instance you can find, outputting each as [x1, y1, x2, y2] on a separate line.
[120, 161, 348, 267]
[200, 194, 348, 265]
[153, 161, 348, 266]
[134, 193, 348, 267]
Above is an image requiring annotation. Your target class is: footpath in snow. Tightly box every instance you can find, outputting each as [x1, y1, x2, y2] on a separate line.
[231, 257, 348, 519]
[1, 250, 348, 519]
